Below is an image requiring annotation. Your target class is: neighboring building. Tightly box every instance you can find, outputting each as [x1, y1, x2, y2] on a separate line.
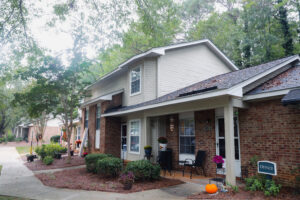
[24, 118, 61, 144]
[80, 39, 300, 186]
[59, 119, 82, 151]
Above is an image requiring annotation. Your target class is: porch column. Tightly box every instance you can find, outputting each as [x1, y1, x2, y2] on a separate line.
[224, 97, 236, 186]
[143, 116, 151, 156]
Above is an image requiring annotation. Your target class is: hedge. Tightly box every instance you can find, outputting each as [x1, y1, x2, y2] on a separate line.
[124, 160, 161, 181]
[85, 153, 113, 173]
[96, 157, 122, 178]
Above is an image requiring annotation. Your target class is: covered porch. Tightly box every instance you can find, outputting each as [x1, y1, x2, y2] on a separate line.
[106, 95, 248, 186]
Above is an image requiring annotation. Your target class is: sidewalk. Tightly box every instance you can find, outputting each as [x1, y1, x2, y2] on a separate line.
[0, 146, 205, 200]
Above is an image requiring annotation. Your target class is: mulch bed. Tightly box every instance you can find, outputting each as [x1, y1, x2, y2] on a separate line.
[23, 156, 85, 171]
[188, 187, 300, 200]
[35, 168, 184, 193]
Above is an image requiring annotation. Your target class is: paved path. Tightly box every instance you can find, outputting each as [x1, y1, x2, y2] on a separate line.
[0, 146, 205, 200]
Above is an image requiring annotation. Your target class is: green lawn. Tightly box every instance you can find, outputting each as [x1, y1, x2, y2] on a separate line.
[15, 146, 31, 155]
[0, 165, 2, 175]
[0, 196, 31, 200]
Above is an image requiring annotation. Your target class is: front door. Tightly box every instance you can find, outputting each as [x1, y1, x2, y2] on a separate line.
[121, 124, 127, 160]
[216, 116, 241, 177]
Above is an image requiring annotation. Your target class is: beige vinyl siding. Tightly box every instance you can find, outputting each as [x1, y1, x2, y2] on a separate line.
[87, 58, 157, 107]
[157, 44, 232, 97]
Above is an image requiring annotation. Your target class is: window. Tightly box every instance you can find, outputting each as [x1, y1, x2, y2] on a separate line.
[84, 109, 89, 128]
[76, 127, 81, 140]
[95, 105, 101, 149]
[130, 67, 141, 95]
[129, 120, 140, 153]
[179, 119, 195, 154]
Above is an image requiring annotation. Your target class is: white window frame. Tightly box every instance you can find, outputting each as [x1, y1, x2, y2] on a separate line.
[76, 126, 81, 140]
[130, 66, 141, 96]
[179, 117, 195, 162]
[129, 119, 141, 154]
[95, 104, 101, 149]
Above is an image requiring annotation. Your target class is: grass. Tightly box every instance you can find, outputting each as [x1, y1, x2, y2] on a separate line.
[0, 165, 2, 175]
[0, 195, 31, 200]
[15, 146, 31, 155]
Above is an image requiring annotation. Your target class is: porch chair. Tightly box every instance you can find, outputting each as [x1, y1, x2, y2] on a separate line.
[180, 150, 206, 179]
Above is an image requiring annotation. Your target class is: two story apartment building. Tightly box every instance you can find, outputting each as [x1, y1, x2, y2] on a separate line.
[80, 39, 300, 186]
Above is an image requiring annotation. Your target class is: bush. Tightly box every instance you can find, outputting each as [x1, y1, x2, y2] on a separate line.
[50, 135, 60, 143]
[0, 137, 4, 143]
[35, 143, 66, 159]
[15, 137, 23, 142]
[85, 153, 113, 173]
[96, 157, 122, 177]
[124, 160, 161, 181]
[6, 133, 15, 142]
[43, 156, 54, 165]
[245, 175, 281, 196]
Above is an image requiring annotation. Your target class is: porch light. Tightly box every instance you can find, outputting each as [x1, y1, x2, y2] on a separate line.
[170, 116, 175, 132]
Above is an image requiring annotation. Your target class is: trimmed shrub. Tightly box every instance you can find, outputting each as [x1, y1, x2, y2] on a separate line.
[35, 143, 66, 159]
[124, 160, 161, 181]
[15, 137, 23, 142]
[43, 156, 54, 165]
[0, 137, 5, 143]
[6, 133, 15, 142]
[50, 135, 60, 143]
[85, 153, 113, 173]
[96, 157, 122, 177]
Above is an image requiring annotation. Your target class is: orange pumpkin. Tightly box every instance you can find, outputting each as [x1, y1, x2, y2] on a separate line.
[205, 184, 218, 194]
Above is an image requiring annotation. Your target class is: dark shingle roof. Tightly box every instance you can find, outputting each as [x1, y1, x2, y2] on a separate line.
[247, 64, 300, 95]
[282, 89, 300, 105]
[106, 55, 298, 114]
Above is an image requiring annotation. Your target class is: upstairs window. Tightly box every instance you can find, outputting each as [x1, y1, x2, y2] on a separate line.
[84, 109, 89, 128]
[130, 67, 141, 95]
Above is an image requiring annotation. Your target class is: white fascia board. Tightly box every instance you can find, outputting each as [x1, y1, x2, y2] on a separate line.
[102, 89, 229, 117]
[243, 88, 300, 101]
[227, 55, 300, 98]
[81, 89, 124, 108]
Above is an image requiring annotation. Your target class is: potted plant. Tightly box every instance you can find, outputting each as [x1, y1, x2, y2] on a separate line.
[144, 145, 152, 158]
[158, 137, 168, 151]
[213, 155, 224, 168]
[119, 171, 135, 190]
[70, 149, 74, 156]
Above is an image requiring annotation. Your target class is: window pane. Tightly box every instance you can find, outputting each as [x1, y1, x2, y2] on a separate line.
[234, 117, 238, 137]
[218, 118, 224, 137]
[180, 136, 195, 154]
[235, 138, 239, 160]
[130, 136, 139, 152]
[96, 119, 100, 130]
[122, 125, 127, 137]
[219, 139, 225, 158]
[131, 68, 141, 94]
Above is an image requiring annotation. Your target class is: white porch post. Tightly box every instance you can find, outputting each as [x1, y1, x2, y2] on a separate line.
[143, 116, 151, 155]
[224, 97, 236, 186]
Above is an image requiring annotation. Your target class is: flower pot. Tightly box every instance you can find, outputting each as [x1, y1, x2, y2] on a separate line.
[70, 150, 74, 156]
[55, 153, 62, 159]
[123, 182, 133, 190]
[217, 163, 223, 168]
[159, 143, 167, 151]
[144, 149, 152, 156]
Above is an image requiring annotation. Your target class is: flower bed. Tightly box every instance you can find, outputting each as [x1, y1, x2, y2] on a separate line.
[35, 168, 184, 193]
[188, 187, 299, 200]
[23, 156, 85, 171]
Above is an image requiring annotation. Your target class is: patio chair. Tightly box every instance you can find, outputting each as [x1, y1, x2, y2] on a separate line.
[180, 150, 206, 179]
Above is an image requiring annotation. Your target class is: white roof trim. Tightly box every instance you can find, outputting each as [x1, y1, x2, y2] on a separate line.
[86, 39, 238, 90]
[243, 87, 300, 101]
[81, 89, 123, 108]
[102, 55, 300, 117]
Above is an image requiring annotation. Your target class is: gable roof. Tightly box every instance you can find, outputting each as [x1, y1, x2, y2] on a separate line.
[104, 55, 299, 116]
[86, 39, 238, 90]
[246, 63, 300, 95]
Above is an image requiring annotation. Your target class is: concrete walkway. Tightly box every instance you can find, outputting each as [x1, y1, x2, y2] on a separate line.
[0, 146, 205, 200]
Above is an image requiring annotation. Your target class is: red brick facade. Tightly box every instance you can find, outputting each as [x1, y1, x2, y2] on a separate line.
[83, 93, 122, 157]
[239, 99, 300, 187]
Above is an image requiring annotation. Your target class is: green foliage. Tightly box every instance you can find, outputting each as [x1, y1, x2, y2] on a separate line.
[124, 160, 161, 181]
[43, 156, 54, 165]
[35, 144, 66, 159]
[0, 137, 4, 143]
[50, 135, 60, 143]
[85, 153, 113, 173]
[6, 133, 15, 142]
[15, 138, 23, 142]
[245, 175, 281, 196]
[144, 145, 152, 150]
[250, 155, 259, 167]
[96, 157, 122, 177]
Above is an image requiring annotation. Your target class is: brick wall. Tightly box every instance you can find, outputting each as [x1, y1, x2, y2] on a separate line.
[85, 93, 122, 157]
[239, 99, 300, 187]
[194, 109, 216, 177]
[166, 114, 179, 169]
